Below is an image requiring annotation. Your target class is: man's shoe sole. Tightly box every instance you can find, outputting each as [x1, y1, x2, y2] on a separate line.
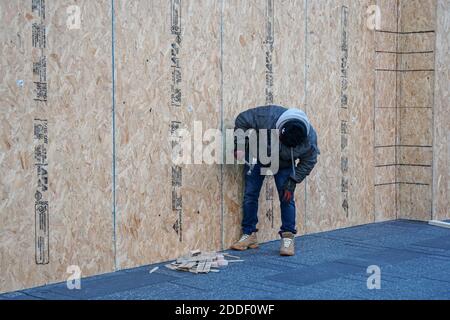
[231, 243, 259, 251]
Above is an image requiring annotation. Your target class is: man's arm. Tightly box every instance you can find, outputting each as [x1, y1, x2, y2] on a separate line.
[234, 108, 258, 131]
[292, 145, 318, 183]
[234, 108, 260, 157]
[291, 129, 319, 183]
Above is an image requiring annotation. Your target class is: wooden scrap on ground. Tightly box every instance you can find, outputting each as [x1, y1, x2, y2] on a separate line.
[165, 250, 241, 274]
[149, 266, 159, 273]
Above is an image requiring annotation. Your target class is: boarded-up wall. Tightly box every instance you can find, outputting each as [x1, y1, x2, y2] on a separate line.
[374, 0, 398, 222]
[306, 0, 375, 233]
[0, 0, 114, 293]
[396, 0, 436, 220]
[1, 0, 448, 294]
[433, 0, 450, 220]
[114, 0, 222, 270]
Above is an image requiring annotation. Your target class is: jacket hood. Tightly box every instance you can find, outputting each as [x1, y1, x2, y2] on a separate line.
[276, 108, 311, 137]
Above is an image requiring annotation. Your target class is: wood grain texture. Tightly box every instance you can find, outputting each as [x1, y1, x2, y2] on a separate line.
[2, 0, 447, 293]
[222, 0, 266, 247]
[433, 0, 450, 220]
[115, 0, 222, 269]
[0, 0, 114, 293]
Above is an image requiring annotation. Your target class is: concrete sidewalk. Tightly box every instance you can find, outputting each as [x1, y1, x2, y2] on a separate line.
[2, 220, 450, 300]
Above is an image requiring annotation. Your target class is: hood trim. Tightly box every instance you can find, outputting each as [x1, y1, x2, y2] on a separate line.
[276, 108, 311, 136]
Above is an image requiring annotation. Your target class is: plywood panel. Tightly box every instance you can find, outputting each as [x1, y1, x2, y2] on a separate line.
[398, 146, 433, 165]
[115, 0, 221, 269]
[375, 107, 396, 146]
[377, 0, 398, 32]
[305, 0, 342, 233]
[398, 166, 432, 184]
[399, 72, 434, 108]
[0, 0, 34, 293]
[375, 33, 396, 52]
[398, 33, 435, 52]
[306, 0, 376, 231]
[396, 0, 436, 221]
[398, 184, 432, 220]
[375, 147, 396, 166]
[273, 0, 307, 237]
[375, 72, 396, 109]
[2, 0, 445, 294]
[375, 166, 396, 185]
[376, 52, 396, 69]
[399, 108, 433, 145]
[345, 0, 375, 226]
[399, 0, 436, 32]
[433, 0, 450, 220]
[222, 0, 267, 247]
[375, 184, 396, 221]
[399, 53, 435, 70]
[1, 0, 113, 293]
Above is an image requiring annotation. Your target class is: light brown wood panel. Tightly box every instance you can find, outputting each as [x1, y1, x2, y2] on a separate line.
[222, 0, 267, 248]
[305, 0, 342, 233]
[0, 0, 114, 293]
[115, 0, 221, 269]
[433, 0, 450, 220]
[273, 0, 307, 236]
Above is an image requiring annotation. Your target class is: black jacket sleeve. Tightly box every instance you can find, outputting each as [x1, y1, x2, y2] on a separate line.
[292, 128, 320, 183]
[234, 108, 258, 131]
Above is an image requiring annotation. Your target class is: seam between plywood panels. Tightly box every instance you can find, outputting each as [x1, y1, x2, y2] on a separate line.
[111, 0, 118, 272]
[220, 0, 224, 250]
[431, 0, 439, 220]
[395, 0, 400, 219]
[303, 0, 309, 234]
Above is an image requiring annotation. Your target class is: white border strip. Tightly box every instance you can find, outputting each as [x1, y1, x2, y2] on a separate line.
[428, 220, 450, 229]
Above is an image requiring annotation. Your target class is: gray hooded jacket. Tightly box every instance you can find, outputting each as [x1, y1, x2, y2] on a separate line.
[234, 105, 320, 183]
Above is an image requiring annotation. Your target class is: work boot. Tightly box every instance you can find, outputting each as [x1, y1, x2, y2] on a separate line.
[231, 233, 259, 251]
[280, 232, 295, 256]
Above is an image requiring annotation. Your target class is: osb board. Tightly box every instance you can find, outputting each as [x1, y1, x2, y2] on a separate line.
[306, 0, 375, 233]
[433, 0, 450, 220]
[114, 0, 222, 269]
[396, 0, 436, 221]
[399, 53, 435, 70]
[398, 0, 436, 32]
[222, 0, 269, 248]
[375, 147, 396, 166]
[398, 108, 433, 147]
[398, 146, 433, 165]
[398, 184, 432, 219]
[398, 33, 435, 52]
[375, 184, 396, 221]
[272, 0, 307, 237]
[375, 68, 396, 103]
[376, 0, 398, 32]
[398, 166, 432, 185]
[0, 0, 114, 293]
[304, 0, 344, 233]
[375, 166, 395, 185]
[376, 52, 396, 69]
[375, 107, 396, 146]
[399, 72, 434, 108]
[343, 0, 375, 227]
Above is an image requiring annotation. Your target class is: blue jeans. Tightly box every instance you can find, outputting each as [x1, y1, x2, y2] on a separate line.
[242, 163, 297, 236]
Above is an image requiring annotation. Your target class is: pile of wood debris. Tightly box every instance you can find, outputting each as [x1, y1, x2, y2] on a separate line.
[165, 250, 243, 274]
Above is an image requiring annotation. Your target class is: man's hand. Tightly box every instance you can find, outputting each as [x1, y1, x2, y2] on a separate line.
[234, 150, 245, 161]
[282, 178, 296, 203]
